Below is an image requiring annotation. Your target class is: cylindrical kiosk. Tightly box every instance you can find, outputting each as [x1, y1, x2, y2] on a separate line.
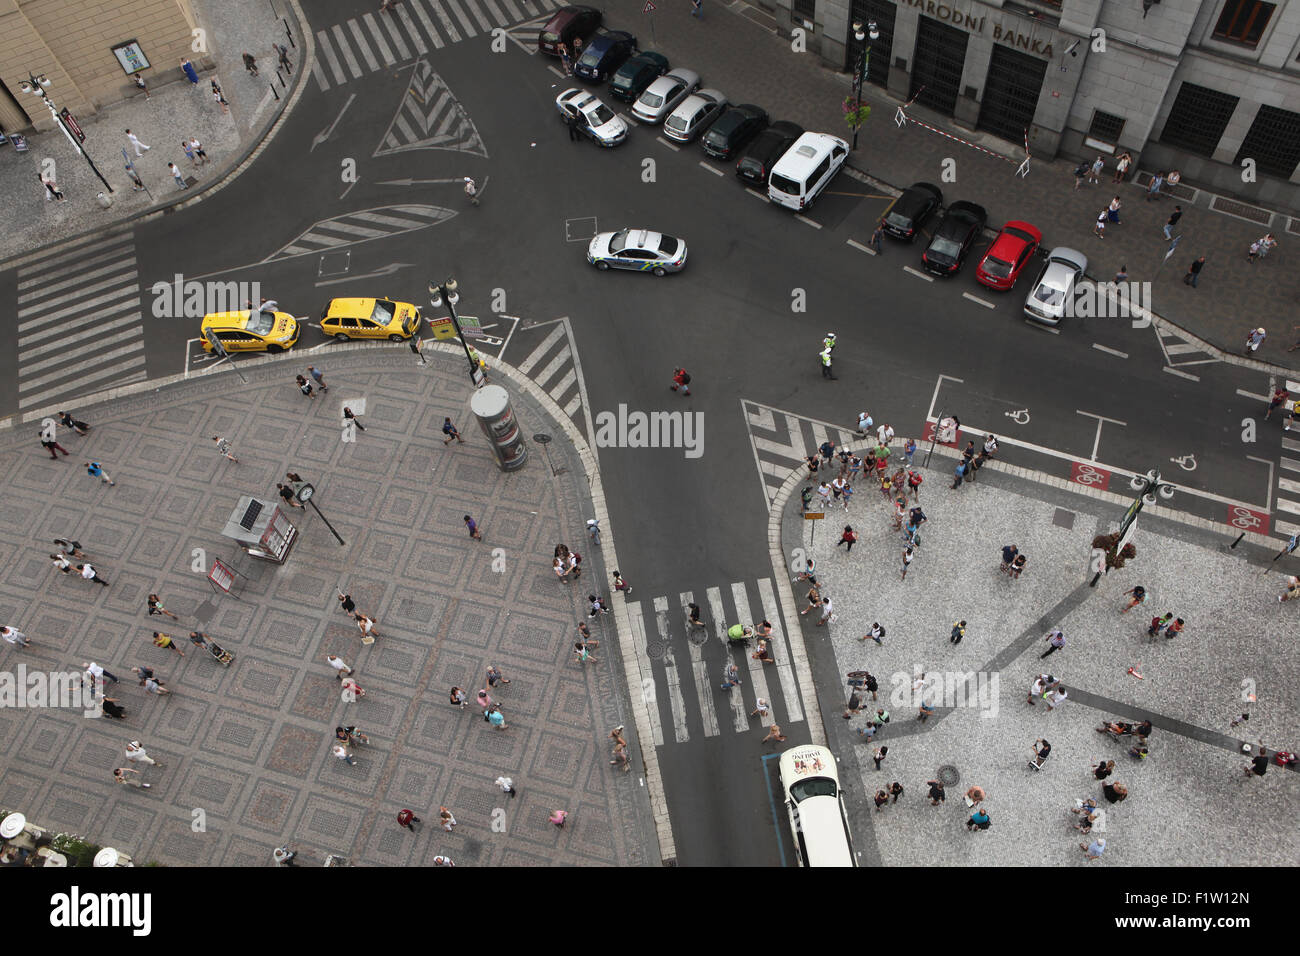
[471, 384, 527, 472]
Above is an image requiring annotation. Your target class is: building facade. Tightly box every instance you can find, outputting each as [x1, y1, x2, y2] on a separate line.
[0, 0, 201, 137]
[777, 0, 1300, 211]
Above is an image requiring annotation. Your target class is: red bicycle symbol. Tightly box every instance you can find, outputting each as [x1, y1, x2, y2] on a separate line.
[1228, 506, 1266, 531]
[1069, 462, 1111, 490]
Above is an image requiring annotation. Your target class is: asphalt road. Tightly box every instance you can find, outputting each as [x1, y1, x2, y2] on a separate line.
[0, 1, 1284, 865]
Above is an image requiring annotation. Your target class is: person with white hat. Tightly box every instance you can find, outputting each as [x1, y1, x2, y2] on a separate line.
[1245, 327, 1266, 353]
[464, 177, 479, 206]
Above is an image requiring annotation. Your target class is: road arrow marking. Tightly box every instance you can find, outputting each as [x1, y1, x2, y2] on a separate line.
[311, 93, 356, 151]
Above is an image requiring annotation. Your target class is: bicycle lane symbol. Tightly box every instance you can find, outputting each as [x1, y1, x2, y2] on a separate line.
[1227, 505, 1269, 534]
[1069, 461, 1112, 490]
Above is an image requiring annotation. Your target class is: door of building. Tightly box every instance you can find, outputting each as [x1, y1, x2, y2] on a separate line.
[976, 44, 1048, 144]
[909, 16, 967, 116]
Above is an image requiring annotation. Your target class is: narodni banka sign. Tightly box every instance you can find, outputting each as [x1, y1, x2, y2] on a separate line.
[901, 0, 1056, 56]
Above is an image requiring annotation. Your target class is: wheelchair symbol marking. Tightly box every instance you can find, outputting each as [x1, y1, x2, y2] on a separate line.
[1170, 454, 1196, 471]
[1074, 464, 1107, 486]
[1229, 506, 1262, 530]
[1004, 409, 1030, 425]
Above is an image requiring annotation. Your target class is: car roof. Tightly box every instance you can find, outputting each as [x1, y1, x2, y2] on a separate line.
[1046, 246, 1088, 271]
[1004, 220, 1042, 241]
[661, 68, 699, 85]
[325, 297, 379, 314]
[586, 30, 633, 51]
[903, 181, 943, 201]
[678, 88, 723, 108]
[769, 120, 804, 136]
[945, 200, 987, 220]
[624, 51, 668, 68]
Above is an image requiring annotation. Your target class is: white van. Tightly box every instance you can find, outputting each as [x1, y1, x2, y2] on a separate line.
[767, 132, 849, 211]
[778, 745, 857, 867]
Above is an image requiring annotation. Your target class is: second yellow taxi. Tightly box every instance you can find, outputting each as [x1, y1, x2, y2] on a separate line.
[320, 298, 422, 341]
[200, 309, 300, 353]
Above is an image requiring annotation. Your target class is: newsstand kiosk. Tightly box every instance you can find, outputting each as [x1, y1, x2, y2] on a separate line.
[220, 496, 299, 563]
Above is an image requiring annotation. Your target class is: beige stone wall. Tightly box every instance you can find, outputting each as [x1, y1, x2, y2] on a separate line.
[0, 0, 202, 130]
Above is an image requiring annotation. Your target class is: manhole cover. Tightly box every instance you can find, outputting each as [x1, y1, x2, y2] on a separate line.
[1052, 508, 1075, 530]
[646, 642, 665, 660]
[937, 764, 960, 787]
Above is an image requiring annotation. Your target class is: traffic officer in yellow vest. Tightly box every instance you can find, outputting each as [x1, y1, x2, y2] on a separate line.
[820, 345, 836, 380]
[823, 332, 837, 353]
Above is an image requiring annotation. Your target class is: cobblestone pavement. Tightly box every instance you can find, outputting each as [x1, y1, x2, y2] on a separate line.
[603, 0, 1300, 373]
[0, 347, 657, 866]
[787, 442, 1300, 865]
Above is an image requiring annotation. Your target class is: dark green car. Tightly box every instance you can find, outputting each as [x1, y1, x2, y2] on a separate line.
[609, 51, 669, 103]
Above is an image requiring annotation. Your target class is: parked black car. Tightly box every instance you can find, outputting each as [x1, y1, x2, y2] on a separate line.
[881, 182, 943, 241]
[702, 104, 769, 160]
[574, 31, 637, 82]
[921, 200, 988, 276]
[735, 119, 804, 185]
[609, 51, 668, 102]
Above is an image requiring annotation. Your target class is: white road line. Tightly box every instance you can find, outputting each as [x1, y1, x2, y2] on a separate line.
[432, 0, 471, 39]
[669, 595, 718, 738]
[19, 358, 147, 409]
[686, 589, 745, 733]
[483, 0, 508, 22]
[394, 7, 428, 54]
[651, 597, 689, 744]
[1025, 320, 1060, 333]
[1092, 343, 1129, 358]
[17, 233, 133, 282]
[1276, 499, 1300, 517]
[516, 323, 566, 374]
[962, 292, 995, 309]
[1280, 456, 1300, 474]
[331, 24, 364, 79]
[795, 215, 822, 230]
[309, 219, 390, 239]
[18, 287, 138, 333]
[1163, 342, 1203, 356]
[312, 59, 331, 92]
[407, 0, 446, 49]
[705, 586, 728, 648]
[19, 315, 142, 359]
[465, 0, 494, 31]
[1236, 388, 1269, 402]
[1287, 379, 1300, 393]
[498, 0, 523, 18]
[533, 343, 572, 388]
[745, 187, 769, 202]
[548, 367, 578, 403]
[19, 301, 142, 348]
[1282, 437, 1300, 453]
[21, 328, 142, 375]
[1274, 518, 1300, 539]
[625, 602, 664, 747]
[375, 10, 413, 60]
[657, 137, 680, 152]
[847, 239, 876, 255]
[348, 17, 383, 70]
[563, 393, 581, 417]
[697, 162, 724, 177]
[1248, 454, 1275, 512]
[722, 583, 774, 722]
[903, 266, 933, 282]
[1278, 476, 1300, 496]
[755, 577, 803, 723]
[18, 260, 137, 304]
[1163, 366, 1200, 382]
[360, 14, 397, 66]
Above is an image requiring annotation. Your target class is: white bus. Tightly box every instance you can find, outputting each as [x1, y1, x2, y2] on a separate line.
[778, 745, 857, 867]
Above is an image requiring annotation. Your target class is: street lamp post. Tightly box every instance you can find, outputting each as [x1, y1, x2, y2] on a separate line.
[20, 72, 114, 194]
[293, 482, 345, 546]
[428, 277, 484, 387]
[850, 20, 879, 151]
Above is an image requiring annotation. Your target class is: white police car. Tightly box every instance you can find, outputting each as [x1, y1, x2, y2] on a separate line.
[555, 88, 628, 147]
[587, 228, 688, 276]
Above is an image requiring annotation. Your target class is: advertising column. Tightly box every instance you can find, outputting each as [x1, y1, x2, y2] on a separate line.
[471, 384, 528, 472]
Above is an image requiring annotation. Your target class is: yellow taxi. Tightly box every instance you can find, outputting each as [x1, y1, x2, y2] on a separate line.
[200, 309, 300, 353]
[320, 298, 422, 341]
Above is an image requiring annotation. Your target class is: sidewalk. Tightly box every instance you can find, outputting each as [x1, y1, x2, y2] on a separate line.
[605, 0, 1300, 372]
[787, 443, 1300, 865]
[0, 345, 658, 866]
[0, 0, 306, 268]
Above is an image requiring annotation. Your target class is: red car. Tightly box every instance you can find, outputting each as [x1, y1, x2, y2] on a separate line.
[975, 221, 1042, 290]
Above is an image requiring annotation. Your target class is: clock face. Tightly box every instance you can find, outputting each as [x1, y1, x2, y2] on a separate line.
[296, 484, 314, 502]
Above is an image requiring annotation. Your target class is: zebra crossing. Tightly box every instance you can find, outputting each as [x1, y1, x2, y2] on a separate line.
[626, 579, 805, 747]
[1272, 378, 1300, 541]
[260, 204, 454, 263]
[16, 232, 146, 413]
[744, 399, 864, 508]
[374, 60, 486, 157]
[512, 318, 590, 440]
[312, 0, 564, 92]
[1155, 322, 1219, 368]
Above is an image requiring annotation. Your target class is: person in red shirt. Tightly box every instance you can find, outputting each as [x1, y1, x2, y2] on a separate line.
[397, 809, 421, 831]
[836, 525, 859, 553]
[1265, 387, 1290, 419]
[671, 368, 691, 395]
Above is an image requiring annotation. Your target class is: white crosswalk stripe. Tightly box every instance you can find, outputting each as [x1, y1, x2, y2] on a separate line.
[1268, 381, 1300, 541]
[1154, 324, 1219, 367]
[374, 60, 486, 157]
[510, 318, 588, 439]
[261, 205, 454, 262]
[312, 0, 565, 92]
[743, 398, 867, 509]
[15, 236, 146, 411]
[630, 579, 804, 745]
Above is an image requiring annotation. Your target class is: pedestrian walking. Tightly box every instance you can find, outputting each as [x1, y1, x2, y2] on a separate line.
[906, 469, 923, 501]
[125, 129, 151, 157]
[1147, 612, 1173, 636]
[549, 809, 569, 828]
[1, 626, 31, 649]
[1146, 171, 1165, 200]
[1113, 265, 1128, 283]
[141, 675, 171, 695]
[900, 546, 915, 580]
[1245, 327, 1266, 353]
[612, 570, 632, 595]
[558, 42, 572, 75]
[967, 808, 991, 832]
[146, 594, 179, 620]
[495, 775, 517, 799]
[1247, 240, 1261, 263]
[1072, 160, 1088, 190]
[965, 785, 986, 806]
[464, 177, 479, 206]
[948, 620, 967, 645]
[1027, 673, 1057, 705]
[57, 412, 89, 436]
[397, 808, 421, 830]
[342, 406, 365, 432]
[1040, 627, 1065, 658]
[565, 109, 580, 141]
[1287, 404, 1300, 433]
[131, 665, 156, 683]
[355, 613, 378, 644]
[78, 563, 110, 587]
[1093, 209, 1107, 239]
[132, 72, 151, 98]
[836, 525, 858, 552]
[84, 461, 115, 485]
[168, 162, 189, 189]
[276, 43, 292, 72]
[750, 697, 770, 720]
[101, 697, 126, 719]
[181, 139, 198, 167]
[1121, 585, 1148, 612]
[670, 367, 692, 395]
[54, 538, 86, 557]
[761, 723, 786, 744]
[861, 622, 885, 647]
[872, 746, 888, 770]
[926, 779, 946, 805]
[1229, 713, 1249, 731]
[1107, 195, 1122, 224]
[486, 664, 511, 687]
[1000, 544, 1018, 575]
[326, 654, 353, 679]
[874, 789, 889, 811]
[951, 460, 968, 489]
[1163, 617, 1185, 639]
[442, 417, 464, 444]
[211, 436, 239, 462]
[294, 374, 314, 398]
[877, 423, 895, 446]
[306, 365, 329, 393]
[869, 221, 885, 253]
[114, 768, 150, 789]
[84, 661, 120, 685]
[1265, 387, 1289, 419]
[40, 432, 69, 458]
[1163, 205, 1182, 240]
[179, 57, 200, 85]
[276, 483, 304, 509]
[340, 676, 366, 699]
[1102, 781, 1128, 803]
[332, 743, 356, 765]
[691, 0, 702, 16]
[1112, 152, 1132, 183]
[816, 596, 834, 627]
[464, 514, 483, 540]
[1080, 838, 1106, 860]
[1183, 255, 1205, 287]
[50, 553, 72, 574]
[903, 438, 917, 466]
[210, 78, 229, 112]
[450, 686, 468, 708]
[151, 632, 184, 656]
[1258, 232, 1277, 258]
[486, 704, 507, 729]
[1044, 687, 1068, 711]
[1086, 156, 1103, 184]
[587, 594, 610, 618]
[1093, 759, 1115, 780]
[438, 806, 458, 831]
[241, 51, 259, 75]
[125, 741, 161, 766]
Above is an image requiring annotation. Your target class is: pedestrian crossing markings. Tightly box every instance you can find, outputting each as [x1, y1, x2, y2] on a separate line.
[374, 60, 487, 158]
[744, 399, 864, 509]
[261, 204, 455, 263]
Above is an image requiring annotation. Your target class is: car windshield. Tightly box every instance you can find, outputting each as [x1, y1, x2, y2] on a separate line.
[885, 211, 912, 229]
[245, 311, 274, 334]
[770, 173, 800, 195]
[588, 103, 614, 126]
[579, 49, 601, 67]
[369, 301, 396, 324]
[665, 114, 687, 131]
[658, 236, 680, 257]
[790, 777, 839, 802]
[929, 238, 961, 258]
[541, 30, 559, 42]
[640, 91, 664, 108]
[982, 256, 1013, 278]
[608, 230, 632, 253]
[1034, 284, 1066, 307]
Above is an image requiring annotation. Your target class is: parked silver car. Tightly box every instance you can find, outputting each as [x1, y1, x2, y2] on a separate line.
[662, 88, 728, 143]
[630, 68, 700, 125]
[1024, 247, 1088, 325]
